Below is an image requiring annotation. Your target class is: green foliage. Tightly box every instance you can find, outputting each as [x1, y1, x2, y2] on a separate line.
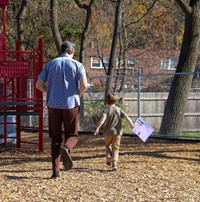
[3, 0, 184, 62]
[60, 21, 82, 42]
[84, 97, 104, 116]
[116, 102, 132, 132]
[82, 97, 105, 131]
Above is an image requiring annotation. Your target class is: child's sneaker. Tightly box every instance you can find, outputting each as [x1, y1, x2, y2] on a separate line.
[112, 163, 117, 171]
[106, 157, 111, 166]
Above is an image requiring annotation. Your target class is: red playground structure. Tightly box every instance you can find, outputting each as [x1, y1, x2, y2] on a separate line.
[0, 0, 44, 151]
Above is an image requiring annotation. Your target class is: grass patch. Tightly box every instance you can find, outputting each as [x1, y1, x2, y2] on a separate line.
[182, 132, 200, 137]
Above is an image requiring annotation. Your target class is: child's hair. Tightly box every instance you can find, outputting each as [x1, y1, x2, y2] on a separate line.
[105, 93, 117, 105]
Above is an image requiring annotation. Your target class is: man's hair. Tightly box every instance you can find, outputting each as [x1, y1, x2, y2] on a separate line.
[105, 93, 117, 105]
[61, 41, 76, 54]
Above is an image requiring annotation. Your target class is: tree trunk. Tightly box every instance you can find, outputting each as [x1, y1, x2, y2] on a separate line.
[16, 0, 27, 50]
[74, 0, 95, 63]
[159, 0, 200, 135]
[50, 0, 62, 54]
[105, 0, 123, 95]
[74, 0, 95, 124]
[118, 14, 128, 93]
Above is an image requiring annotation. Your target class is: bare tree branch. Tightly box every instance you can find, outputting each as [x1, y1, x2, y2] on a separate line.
[175, 0, 192, 16]
[74, 0, 96, 121]
[74, 0, 95, 63]
[124, 0, 157, 28]
[96, 44, 108, 75]
[74, 0, 95, 9]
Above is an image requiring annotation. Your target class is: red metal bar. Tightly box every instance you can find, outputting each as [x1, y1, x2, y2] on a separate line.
[0, 49, 38, 54]
[15, 41, 21, 148]
[0, 0, 9, 6]
[16, 115, 21, 148]
[0, 12, 44, 151]
[0, 98, 40, 102]
[0, 106, 41, 111]
[20, 141, 39, 145]
[38, 38, 43, 151]
[3, 79, 7, 144]
[3, 114, 7, 144]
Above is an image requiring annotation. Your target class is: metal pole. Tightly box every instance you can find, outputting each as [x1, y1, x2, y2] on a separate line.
[137, 69, 141, 118]
[38, 38, 43, 151]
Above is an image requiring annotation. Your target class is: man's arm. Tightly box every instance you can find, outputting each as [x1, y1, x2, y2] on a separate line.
[79, 76, 87, 97]
[36, 78, 47, 93]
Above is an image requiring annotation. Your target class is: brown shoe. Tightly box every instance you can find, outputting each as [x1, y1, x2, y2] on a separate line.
[51, 171, 60, 179]
[60, 145, 73, 170]
[106, 157, 111, 166]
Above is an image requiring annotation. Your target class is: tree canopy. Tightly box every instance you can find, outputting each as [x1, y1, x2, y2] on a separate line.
[2, 0, 185, 61]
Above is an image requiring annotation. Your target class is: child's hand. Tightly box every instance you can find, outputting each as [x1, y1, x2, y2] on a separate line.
[94, 128, 99, 136]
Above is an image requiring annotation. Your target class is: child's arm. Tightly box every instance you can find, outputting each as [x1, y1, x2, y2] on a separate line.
[124, 113, 134, 129]
[94, 115, 106, 136]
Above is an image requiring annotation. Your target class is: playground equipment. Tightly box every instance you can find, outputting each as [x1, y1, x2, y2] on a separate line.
[0, 0, 44, 151]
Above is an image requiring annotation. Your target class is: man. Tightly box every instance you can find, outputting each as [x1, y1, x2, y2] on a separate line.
[36, 41, 87, 179]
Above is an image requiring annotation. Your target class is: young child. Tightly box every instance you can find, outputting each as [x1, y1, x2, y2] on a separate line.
[94, 93, 134, 171]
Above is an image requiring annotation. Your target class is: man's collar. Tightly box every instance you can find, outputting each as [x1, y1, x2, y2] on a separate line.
[60, 53, 73, 58]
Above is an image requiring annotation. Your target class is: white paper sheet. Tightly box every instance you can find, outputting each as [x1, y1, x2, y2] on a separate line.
[132, 117, 154, 142]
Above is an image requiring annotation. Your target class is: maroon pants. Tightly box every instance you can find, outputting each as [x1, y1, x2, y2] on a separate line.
[48, 107, 79, 172]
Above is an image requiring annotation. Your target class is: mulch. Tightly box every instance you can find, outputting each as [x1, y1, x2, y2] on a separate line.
[0, 132, 199, 202]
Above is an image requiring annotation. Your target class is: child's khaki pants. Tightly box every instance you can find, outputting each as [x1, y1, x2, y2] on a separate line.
[104, 134, 122, 164]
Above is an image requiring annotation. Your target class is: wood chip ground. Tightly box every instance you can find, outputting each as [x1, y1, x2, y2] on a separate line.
[0, 132, 199, 202]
